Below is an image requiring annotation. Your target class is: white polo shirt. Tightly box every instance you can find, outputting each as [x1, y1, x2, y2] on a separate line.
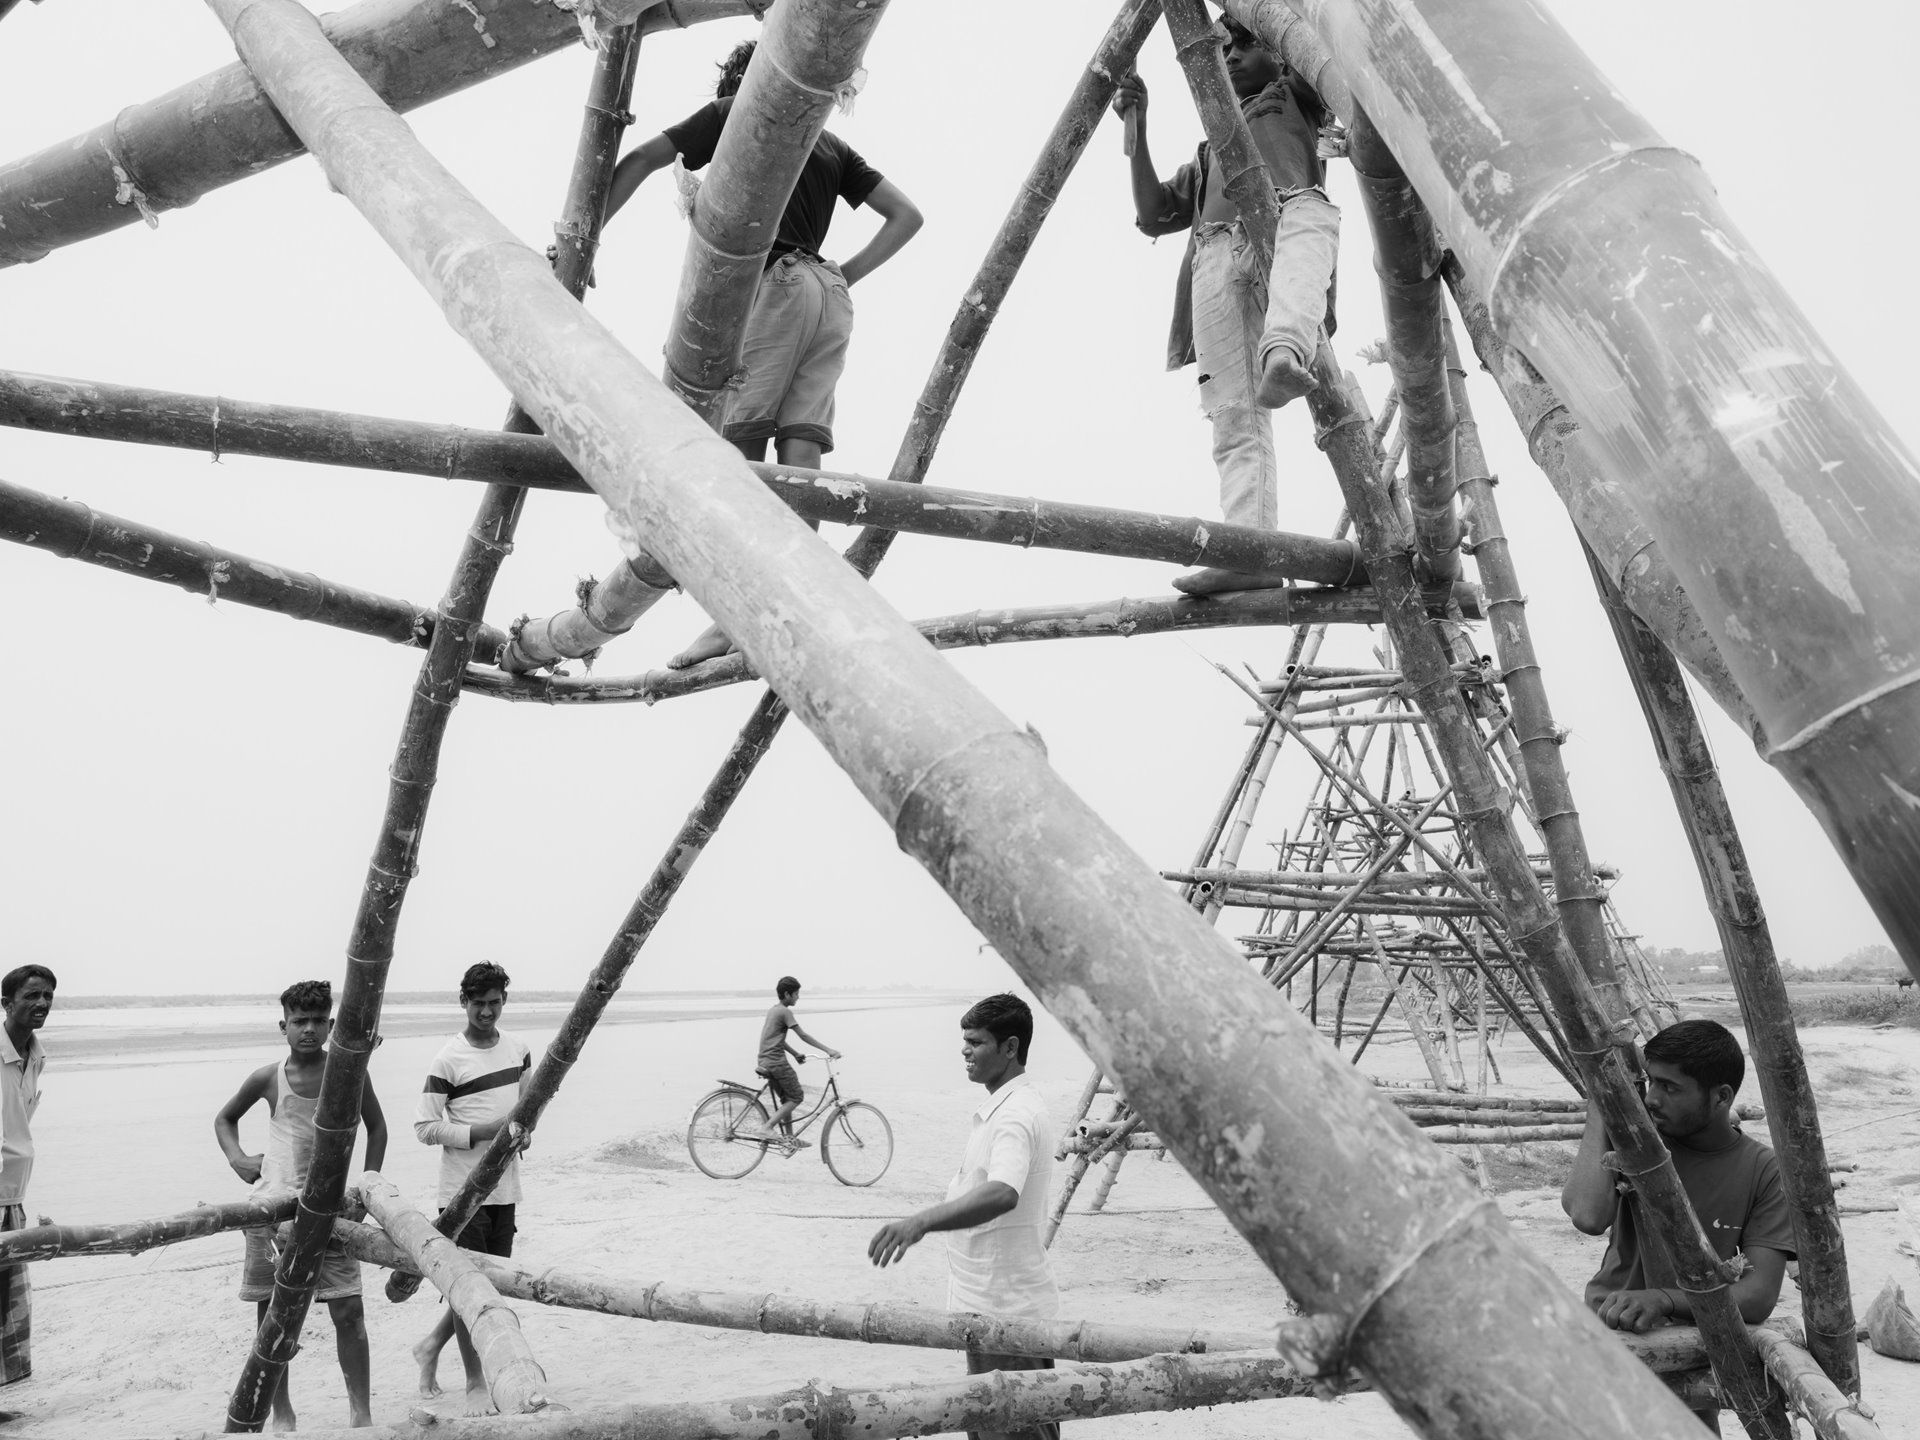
[944, 1071, 1058, 1320]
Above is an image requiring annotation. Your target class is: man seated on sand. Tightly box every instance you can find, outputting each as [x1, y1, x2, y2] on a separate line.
[1562, 1018, 1795, 1435]
[215, 979, 387, 1431]
[755, 976, 838, 1153]
[411, 962, 532, 1415]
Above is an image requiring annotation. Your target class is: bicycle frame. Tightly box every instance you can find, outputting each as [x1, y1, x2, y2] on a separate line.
[722, 1056, 857, 1139]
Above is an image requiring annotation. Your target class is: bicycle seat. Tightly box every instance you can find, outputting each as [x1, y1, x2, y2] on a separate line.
[722, 1078, 764, 1090]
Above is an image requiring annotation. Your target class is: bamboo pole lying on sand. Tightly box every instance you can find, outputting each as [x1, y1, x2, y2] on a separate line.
[1418, 1123, 1584, 1144]
[0, 474, 507, 662]
[1283, 0, 1920, 982]
[0, 0, 746, 268]
[1303, 343, 1785, 1440]
[0, 369, 1369, 589]
[361, 1176, 553, 1414]
[210, 7, 1737, 1438]
[462, 583, 1482, 706]
[1591, 552, 1858, 1394]
[1348, 109, 1459, 581]
[224, 24, 639, 1426]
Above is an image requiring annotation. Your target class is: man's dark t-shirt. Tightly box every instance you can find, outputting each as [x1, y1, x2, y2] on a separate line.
[662, 96, 883, 265]
[1584, 1131, 1796, 1307]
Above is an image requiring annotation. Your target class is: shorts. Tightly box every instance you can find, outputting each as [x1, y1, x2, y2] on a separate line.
[240, 1227, 361, 1303]
[449, 1203, 516, 1259]
[722, 253, 854, 454]
[757, 1059, 803, 1107]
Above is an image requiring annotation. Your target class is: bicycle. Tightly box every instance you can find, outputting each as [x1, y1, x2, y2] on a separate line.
[686, 1056, 893, 1186]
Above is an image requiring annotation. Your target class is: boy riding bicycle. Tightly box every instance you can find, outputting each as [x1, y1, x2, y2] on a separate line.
[756, 977, 839, 1153]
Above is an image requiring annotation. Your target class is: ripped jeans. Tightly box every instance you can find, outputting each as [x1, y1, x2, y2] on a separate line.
[1189, 188, 1341, 529]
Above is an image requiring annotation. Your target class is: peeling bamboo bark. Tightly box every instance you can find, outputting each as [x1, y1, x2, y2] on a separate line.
[1348, 108, 1459, 581]
[361, 1176, 553, 1414]
[1440, 263, 1760, 747]
[205, 7, 1745, 1437]
[1281, 0, 1920, 981]
[0, 369, 1368, 588]
[0, 0, 746, 268]
[1589, 551, 1858, 1395]
[1302, 343, 1786, 1439]
[463, 583, 1482, 706]
[0, 475, 505, 661]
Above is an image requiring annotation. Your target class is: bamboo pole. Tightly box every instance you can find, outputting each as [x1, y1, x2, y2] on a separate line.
[1061, 1132, 1165, 1156]
[1163, 0, 1278, 278]
[1303, 343, 1785, 1439]
[361, 1175, 553, 1414]
[1419, 1123, 1584, 1144]
[1750, 1327, 1883, 1440]
[0, 1195, 307, 1263]
[0, 0, 746, 268]
[0, 474, 507, 662]
[207, 7, 1744, 1438]
[1282, 0, 1920, 982]
[462, 582, 1481, 706]
[1439, 264, 1758, 746]
[223, 22, 641, 1425]
[1348, 108, 1459, 581]
[1589, 551, 1858, 1394]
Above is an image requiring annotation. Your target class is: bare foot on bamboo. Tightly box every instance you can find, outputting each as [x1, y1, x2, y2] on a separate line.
[412, 1338, 442, 1399]
[1255, 349, 1317, 408]
[667, 622, 737, 671]
[463, 1383, 497, 1418]
[1172, 567, 1293, 597]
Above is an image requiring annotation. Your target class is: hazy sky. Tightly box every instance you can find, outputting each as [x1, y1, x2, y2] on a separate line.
[1, 1, 1914, 998]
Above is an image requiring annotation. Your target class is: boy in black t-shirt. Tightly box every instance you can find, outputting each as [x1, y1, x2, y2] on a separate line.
[605, 40, 923, 669]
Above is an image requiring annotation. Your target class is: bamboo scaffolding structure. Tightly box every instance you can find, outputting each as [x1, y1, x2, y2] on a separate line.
[1304, 341, 1786, 1439]
[361, 1176, 553, 1415]
[0, 475, 506, 662]
[1591, 550, 1858, 1394]
[1348, 109, 1459, 581]
[201, 7, 1775, 1438]
[1061, 1133, 1166, 1156]
[1170, 863, 1610, 890]
[0, 0, 745, 268]
[1283, 0, 1920, 981]
[224, 23, 639, 1424]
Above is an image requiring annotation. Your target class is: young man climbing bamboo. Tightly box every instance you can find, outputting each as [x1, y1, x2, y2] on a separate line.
[215, 979, 386, 1431]
[1563, 1019, 1794, 1435]
[755, 977, 838, 1153]
[1114, 17, 1340, 596]
[604, 38, 923, 669]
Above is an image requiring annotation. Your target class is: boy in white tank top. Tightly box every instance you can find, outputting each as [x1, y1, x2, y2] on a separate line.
[215, 980, 388, 1430]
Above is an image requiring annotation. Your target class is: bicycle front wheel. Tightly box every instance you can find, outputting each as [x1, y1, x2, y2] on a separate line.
[822, 1101, 894, 1187]
[687, 1089, 772, 1180]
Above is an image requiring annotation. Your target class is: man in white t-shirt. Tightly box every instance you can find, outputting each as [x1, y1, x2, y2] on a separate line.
[411, 962, 532, 1415]
[869, 993, 1059, 1440]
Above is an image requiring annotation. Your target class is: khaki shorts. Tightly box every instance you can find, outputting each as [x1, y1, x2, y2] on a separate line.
[723, 253, 854, 454]
[239, 1227, 361, 1303]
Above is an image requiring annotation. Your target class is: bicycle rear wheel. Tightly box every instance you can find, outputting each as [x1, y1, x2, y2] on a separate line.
[687, 1088, 772, 1179]
[822, 1101, 893, 1187]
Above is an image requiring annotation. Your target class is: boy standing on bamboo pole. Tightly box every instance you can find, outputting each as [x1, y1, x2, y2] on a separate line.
[0, 964, 52, 1389]
[603, 37, 923, 670]
[215, 979, 386, 1430]
[755, 976, 839, 1153]
[1564, 1019, 1794, 1434]
[1113, 18, 1338, 596]
[410, 962, 531, 1415]
[869, 994, 1060, 1440]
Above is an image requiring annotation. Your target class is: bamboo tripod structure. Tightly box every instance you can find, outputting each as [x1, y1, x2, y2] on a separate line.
[0, 0, 1898, 1434]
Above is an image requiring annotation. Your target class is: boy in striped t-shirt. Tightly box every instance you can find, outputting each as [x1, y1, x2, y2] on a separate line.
[411, 962, 531, 1415]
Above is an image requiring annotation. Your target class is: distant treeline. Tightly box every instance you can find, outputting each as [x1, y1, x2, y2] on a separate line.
[1646, 943, 1909, 983]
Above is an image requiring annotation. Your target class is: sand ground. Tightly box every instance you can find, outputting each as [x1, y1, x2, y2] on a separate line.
[3, 1004, 1917, 1438]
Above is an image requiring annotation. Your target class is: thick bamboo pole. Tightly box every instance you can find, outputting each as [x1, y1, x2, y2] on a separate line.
[1303, 343, 1786, 1439]
[0, 475, 506, 662]
[0, 1195, 308, 1263]
[208, 8, 1739, 1438]
[224, 23, 640, 1426]
[1163, 0, 1278, 277]
[1348, 109, 1459, 581]
[1439, 264, 1759, 746]
[1280, 0, 1920, 981]
[1590, 551, 1858, 1394]
[361, 1177, 552, 1413]
[0, 370, 1369, 589]
[0, 0, 745, 268]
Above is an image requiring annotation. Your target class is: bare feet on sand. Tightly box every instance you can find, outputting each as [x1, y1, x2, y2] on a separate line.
[1255, 348, 1317, 409]
[413, 1337, 443, 1399]
[667, 622, 736, 671]
[1172, 567, 1293, 597]
[270, 1412, 296, 1434]
[464, 1383, 497, 1418]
